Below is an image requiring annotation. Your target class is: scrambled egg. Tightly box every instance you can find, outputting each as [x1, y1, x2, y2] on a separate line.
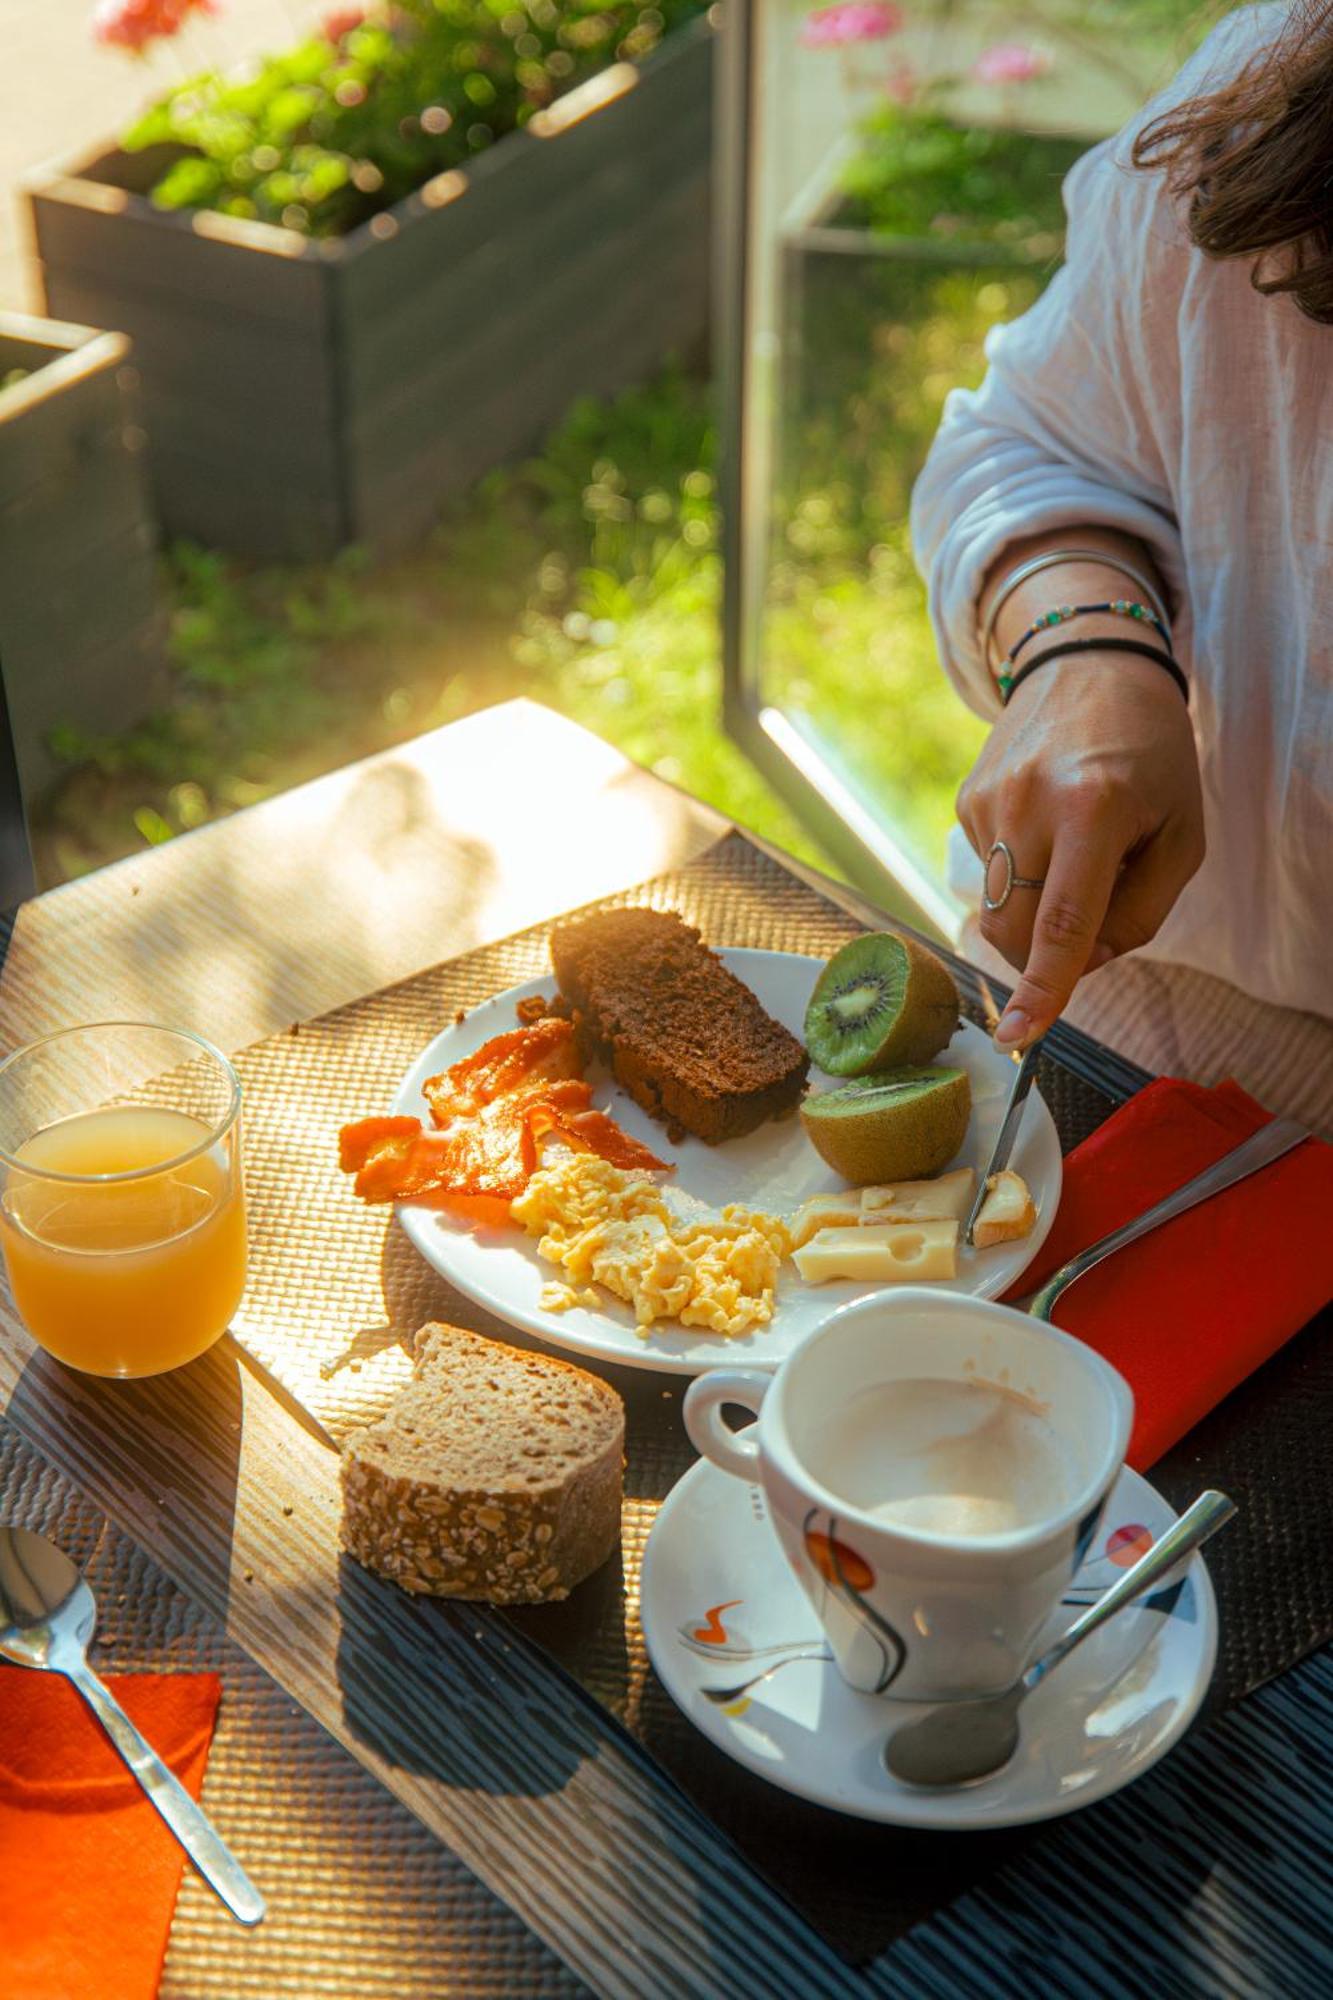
[512, 1155, 793, 1337]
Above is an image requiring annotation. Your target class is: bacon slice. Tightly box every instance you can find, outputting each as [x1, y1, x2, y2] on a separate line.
[339, 1116, 421, 1174]
[521, 1098, 666, 1176]
[339, 1018, 666, 1210]
[424, 1017, 579, 1122]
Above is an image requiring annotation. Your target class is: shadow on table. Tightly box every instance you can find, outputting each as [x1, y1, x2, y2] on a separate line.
[632, 1662, 1029, 1961]
[635, 1664, 1233, 1968]
[320, 1217, 533, 1385]
[4, 1340, 245, 1626]
[334, 1553, 587, 1799]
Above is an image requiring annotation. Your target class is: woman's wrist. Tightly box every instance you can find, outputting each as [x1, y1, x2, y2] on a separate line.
[1001, 635, 1188, 708]
[1002, 642, 1188, 713]
[979, 536, 1172, 686]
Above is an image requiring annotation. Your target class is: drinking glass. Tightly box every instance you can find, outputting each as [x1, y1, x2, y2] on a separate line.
[0, 1023, 245, 1377]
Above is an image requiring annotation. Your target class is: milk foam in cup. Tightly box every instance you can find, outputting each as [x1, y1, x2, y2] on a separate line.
[683, 1289, 1133, 1703]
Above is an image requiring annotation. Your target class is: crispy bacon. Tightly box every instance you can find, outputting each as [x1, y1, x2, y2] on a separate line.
[553, 1107, 667, 1172]
[424, 1016, 579, 1123]
[339, 1116, 422, 1173]
[339, 1018, 666, 1210]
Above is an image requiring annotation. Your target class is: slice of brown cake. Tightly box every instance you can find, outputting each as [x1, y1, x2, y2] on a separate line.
[549, 907, 808, 1144]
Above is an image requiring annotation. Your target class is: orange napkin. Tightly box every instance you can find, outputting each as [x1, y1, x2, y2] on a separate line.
[0, 1664, 222, 2000]
[1005, 1078, 1333, 1468]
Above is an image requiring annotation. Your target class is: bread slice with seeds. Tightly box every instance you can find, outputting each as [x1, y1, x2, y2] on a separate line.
[340, 1322, 624, 1604]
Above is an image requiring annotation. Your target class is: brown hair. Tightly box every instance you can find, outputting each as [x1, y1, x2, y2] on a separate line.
[1132, 1, 1333, 324]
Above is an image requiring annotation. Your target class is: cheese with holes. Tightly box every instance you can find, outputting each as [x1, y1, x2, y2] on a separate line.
[792, 1219, 959, 1284]
[858, 1167, 975, 1224]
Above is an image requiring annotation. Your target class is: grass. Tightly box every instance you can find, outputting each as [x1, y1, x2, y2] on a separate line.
[34, 326, 1000, 894]
[35, 368, 828, 885]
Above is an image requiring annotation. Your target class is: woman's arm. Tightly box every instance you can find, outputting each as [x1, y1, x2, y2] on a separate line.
[911, 117, 1209, 1046]
[966, 529, 1204, 1048]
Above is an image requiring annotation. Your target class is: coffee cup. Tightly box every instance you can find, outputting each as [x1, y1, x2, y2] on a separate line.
[682, 1288, 1133, 1702]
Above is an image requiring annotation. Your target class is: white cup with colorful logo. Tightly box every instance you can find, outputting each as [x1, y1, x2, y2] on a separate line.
[682, 1289, 1133, 1703]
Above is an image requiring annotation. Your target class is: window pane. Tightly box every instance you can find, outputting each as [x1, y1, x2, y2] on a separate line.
[728, 0, 1208, 926]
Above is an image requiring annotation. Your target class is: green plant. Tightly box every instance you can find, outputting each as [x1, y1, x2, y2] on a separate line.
[124, 0, 711, 235]
[839, 105, 1085, 248]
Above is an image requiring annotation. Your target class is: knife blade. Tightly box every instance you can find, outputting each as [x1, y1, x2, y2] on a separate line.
[965, 1038, 1044, 1246]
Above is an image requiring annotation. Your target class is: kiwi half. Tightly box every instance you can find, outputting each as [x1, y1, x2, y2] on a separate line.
[804, 932, 959, 1076]
[800, 1067, 971, 1184]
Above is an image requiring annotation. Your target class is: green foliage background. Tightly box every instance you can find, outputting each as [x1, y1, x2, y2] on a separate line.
[126, 0, 711, 235]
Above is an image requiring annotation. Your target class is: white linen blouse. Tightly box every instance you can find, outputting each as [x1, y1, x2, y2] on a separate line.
[910, 5, 1332, 1021]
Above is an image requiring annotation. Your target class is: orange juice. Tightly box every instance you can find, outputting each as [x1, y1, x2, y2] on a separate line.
[0, 1104, 246, 1376]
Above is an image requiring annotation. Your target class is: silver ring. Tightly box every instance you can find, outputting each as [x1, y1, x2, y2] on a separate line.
[983, 840, 1046, 912]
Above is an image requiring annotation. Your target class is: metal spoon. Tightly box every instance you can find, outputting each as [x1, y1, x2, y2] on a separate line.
[0, 1525, 265, 1925]
[1027, 1117, 1307, 1320]
[883, 1489, 1236, 1790]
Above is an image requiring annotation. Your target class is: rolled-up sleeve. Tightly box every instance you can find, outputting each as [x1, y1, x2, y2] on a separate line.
[910, 132, 1189, 719]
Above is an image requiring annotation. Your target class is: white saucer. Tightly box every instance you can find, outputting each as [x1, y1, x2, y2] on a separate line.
[640, 1457, 1218, 1830]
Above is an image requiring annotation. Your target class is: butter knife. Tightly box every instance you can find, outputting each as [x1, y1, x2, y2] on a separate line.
[965, 1038, 1044, 1247]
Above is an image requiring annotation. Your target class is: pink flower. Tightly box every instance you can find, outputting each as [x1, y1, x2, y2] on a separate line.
[973, 41, 1051, 85]
[92, 0, 215, 53]
[800, 4, 904, 50]
[322, 4, 367, 41]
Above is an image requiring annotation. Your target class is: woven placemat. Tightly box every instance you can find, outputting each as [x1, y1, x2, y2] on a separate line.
[226, 832, 1333, 1964]
[0, 1425, 586, 1999]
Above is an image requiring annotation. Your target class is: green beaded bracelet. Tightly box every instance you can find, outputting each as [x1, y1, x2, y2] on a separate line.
[1002, 599, 1172, 684]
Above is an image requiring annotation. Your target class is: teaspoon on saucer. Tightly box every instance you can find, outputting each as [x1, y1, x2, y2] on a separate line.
[0, 1525, 265, 1925]
[884, 1489, 1236, 1790]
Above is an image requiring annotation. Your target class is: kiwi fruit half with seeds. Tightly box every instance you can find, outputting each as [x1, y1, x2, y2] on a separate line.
[800, 1068, 971, 1184]
[804, 932, 959, 1076]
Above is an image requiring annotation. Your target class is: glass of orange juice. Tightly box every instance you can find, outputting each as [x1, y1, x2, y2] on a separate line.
[0, 1023, 245, 1377]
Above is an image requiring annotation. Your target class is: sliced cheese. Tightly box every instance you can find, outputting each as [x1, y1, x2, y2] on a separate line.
[792, 1219, 959, 1285]
[973, 1170, 1037, 1248]
[788, 1192, 865, 1249]
[859, 1167, 975, 1224]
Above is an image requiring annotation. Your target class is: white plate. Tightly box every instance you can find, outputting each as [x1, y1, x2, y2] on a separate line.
[390, 948, 1061, 1377]
[640, 1455, 1218, 1829]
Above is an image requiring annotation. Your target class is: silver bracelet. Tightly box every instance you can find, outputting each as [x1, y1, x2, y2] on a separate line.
[981, 546, 1171, 670]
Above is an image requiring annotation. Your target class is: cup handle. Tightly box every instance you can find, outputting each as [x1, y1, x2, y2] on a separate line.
[683, 1369, 771, 1483]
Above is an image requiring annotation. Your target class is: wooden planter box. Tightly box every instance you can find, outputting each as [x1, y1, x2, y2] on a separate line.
[0, 312, 166, 798]
[27, 19, 715, 563]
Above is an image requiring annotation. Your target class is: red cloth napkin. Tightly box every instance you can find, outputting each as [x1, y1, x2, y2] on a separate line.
[1004, 1078, 1333, 1467]
[0, 1664, 222, 2000]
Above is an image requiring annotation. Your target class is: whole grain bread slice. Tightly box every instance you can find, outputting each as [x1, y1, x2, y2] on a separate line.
[340, 1323, 624, 1604]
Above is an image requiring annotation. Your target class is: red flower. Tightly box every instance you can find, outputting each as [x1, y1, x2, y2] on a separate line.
[322, 4, 368, 42]
[93, 0, 216, 53]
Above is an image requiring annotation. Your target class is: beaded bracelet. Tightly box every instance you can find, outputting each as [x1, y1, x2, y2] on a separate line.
[979, 548, 1171, 670]
[1002, 600, 1171, 684]
[1001, 635, 1190, 708]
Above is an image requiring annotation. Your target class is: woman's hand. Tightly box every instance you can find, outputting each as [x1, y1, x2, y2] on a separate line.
[957, 656, 1205, 1048]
